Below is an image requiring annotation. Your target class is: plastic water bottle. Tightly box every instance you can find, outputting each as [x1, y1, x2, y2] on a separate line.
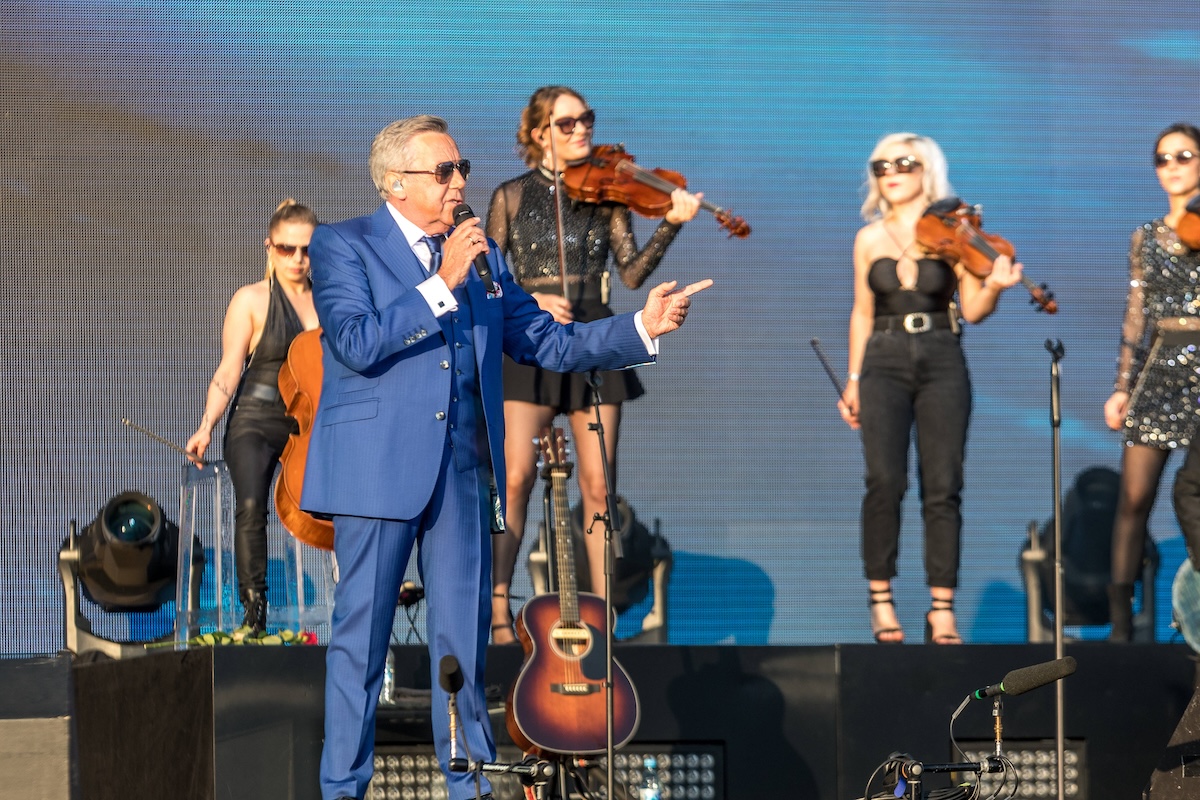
[639, 755, 661, 800]
[379, 646, 395, 706]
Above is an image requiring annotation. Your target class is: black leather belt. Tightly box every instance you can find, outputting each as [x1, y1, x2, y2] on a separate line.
[241, 382, 281, 403]
[874, 312, 955, 334]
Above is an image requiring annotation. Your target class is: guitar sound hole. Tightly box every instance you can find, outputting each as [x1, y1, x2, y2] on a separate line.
[550, 622, 593, 659]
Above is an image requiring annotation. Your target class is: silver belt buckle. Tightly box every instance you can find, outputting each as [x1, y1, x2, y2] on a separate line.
[903, 312, 932, 333]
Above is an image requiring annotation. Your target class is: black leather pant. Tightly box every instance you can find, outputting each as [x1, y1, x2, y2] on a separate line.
[223, 397, 296, 596]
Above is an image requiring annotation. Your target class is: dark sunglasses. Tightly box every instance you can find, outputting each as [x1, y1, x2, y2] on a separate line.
[270, 242, 310, 257]
[870, 156, 923, 177]
[1155, 150, 1197, 168]
[402, 159, 471, 184]
[550, 109, 596, 135]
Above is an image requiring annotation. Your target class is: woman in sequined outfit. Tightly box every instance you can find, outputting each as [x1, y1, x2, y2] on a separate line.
[838, 133, 1022, 644]
[485, 86, 701, 642]
[1104, 123, 1200, 642]
[185, 199, 321, 635]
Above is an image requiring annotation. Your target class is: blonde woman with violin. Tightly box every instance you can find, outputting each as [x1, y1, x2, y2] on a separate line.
[1104, 122, 1200, 642]
[185, 199, 321, 635]
[838, 134, 1022, 644]
[485, 86, 701, 643]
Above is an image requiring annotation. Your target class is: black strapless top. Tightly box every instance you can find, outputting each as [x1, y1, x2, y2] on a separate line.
[868, 257, 957, 317]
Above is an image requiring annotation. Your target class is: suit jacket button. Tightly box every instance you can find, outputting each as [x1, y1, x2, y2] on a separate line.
[435, 411, 446, 421]
[440, 360, 450, 369]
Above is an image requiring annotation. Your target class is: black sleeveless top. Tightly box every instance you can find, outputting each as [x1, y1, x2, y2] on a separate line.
[868, 257, 957, 317]
[237, 279, 304, 408]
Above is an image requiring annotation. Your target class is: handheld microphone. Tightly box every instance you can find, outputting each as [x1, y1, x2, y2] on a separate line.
[452, 203, 496, 294]
[439, 655, 464, 761]
[973, 656, 1076, 700]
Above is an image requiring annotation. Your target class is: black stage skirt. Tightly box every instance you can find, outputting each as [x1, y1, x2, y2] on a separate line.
[502, 298, 646, 412]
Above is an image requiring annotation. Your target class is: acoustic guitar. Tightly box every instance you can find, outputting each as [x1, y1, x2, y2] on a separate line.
[505, 428, 641, 757]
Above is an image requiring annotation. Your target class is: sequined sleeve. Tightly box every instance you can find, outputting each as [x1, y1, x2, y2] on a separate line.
[485, 180, 521, 256]
[607, 205, 683, 289]
[1115, 226, 1149, 392]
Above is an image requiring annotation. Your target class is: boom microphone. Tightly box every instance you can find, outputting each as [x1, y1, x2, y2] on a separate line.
[452, 203, 496, 294]
[448, 756, 556, 782]
[973, 656, 1076, 700]
[439, 654, 464, 762]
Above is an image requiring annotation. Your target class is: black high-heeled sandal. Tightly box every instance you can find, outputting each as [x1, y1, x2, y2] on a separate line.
[925, 597, 963, 645]
[491, 591, 518, 644]
[869, 588, 904, 644]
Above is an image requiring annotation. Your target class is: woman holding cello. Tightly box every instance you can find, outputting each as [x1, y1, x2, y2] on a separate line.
[485, 86, 702, 642]
[838, 133, 1022, 644]
[185, 199, 321, 635]
[1104, 123, 1200, 641]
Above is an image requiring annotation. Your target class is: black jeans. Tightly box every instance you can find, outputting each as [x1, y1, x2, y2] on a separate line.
[223, 397, 297, 597]
[858, 328, 971, 588]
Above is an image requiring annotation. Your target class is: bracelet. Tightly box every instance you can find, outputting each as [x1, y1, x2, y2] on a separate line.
[848, 373, 860, 382]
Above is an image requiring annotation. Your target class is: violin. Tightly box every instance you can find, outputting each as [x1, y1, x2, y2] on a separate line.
[1177, 194, 1200, 250]
[275, 328, 334, 550]
[559, 144, 751, 238]
[915, 198, 1058, 314]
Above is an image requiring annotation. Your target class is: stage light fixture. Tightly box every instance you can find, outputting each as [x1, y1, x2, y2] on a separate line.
[58, 491, 203, 658]
[1021, 465, 1158, 641]
[370, 744, 723, 800]
[961, 740, 1086, 798]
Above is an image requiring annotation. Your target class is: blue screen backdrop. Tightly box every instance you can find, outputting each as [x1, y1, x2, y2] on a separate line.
[3, 1, 1199, 653]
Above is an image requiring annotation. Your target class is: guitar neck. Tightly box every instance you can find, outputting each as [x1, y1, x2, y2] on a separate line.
[550, 467, 581, 625]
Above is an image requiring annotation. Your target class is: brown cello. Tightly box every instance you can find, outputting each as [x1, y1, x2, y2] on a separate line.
[560, 144, 751, 238]
[915, 198, 1058, 314]
[275, 328, 334, 550]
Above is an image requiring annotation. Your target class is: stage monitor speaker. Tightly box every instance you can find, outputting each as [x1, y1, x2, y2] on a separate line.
[1144, 668, 1200, 799]
[0, 654, 78, 800]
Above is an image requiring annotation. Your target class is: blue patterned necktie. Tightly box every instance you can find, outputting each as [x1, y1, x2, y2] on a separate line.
[420, 234, 444, 272]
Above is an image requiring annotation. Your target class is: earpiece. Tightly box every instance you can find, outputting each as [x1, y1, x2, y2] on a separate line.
[392, 180, 402, 192]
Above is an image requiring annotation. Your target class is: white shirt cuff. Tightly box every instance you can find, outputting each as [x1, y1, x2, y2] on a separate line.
[634, 310, 660, 357]
[417, 275, 458, 316]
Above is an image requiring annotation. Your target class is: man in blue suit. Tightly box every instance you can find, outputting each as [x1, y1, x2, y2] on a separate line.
[302, 115, 711, 800]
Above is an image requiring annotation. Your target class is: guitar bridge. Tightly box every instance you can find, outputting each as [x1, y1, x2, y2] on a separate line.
[551, 682, 602, 696]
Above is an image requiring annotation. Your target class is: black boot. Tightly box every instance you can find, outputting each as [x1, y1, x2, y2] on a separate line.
[240, 588, 267, 637]
[1107, 583, 1134, 642]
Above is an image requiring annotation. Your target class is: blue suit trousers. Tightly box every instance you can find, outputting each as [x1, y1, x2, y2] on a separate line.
[320, 445, 496, 800]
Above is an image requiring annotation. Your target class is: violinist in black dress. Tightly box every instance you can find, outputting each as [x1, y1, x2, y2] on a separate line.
[485, 86, 701, 641]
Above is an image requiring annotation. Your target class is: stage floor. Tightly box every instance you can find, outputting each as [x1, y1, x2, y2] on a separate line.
[3, 642, 1194, 800]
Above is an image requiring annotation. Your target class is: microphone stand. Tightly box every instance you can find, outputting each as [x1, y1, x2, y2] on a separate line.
[1045, 338, 1067, 800]
[585, 369, 622, 800]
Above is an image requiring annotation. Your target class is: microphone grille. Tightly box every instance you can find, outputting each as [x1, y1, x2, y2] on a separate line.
[438, 654, 464, 693]
[452, 203, 474, 225]
[1004, 656, 1077, 696]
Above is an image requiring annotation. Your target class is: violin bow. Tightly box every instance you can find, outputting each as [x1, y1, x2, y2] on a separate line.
[546, 114, 572, 302]
[809, 338, 846, 397]
[121, 417, 200, 465]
